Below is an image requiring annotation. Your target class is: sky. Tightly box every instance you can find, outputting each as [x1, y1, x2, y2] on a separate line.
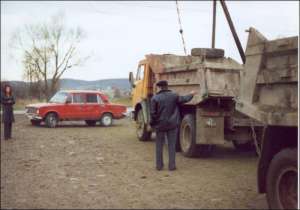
[1, 1, 299, 81]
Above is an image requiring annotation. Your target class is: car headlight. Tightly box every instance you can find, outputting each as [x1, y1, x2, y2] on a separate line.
[36, 109, 40, 114]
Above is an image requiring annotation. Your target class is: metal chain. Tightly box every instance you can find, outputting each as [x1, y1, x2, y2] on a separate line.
[175, 0, 187, 55]
[250, 119, 261, 157]
[250, 119, 268, 157]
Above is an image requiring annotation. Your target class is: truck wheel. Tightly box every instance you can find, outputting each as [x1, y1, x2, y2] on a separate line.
[136, 109, 151, 141]
[45, 113, 58, 128]
[191, 48, 224, 58]
[100, 113, 113, 127]
[176, 128, 181, 152]
[266, 148, 297, 210]
[31, 120, 41, 126]
[180, 114, 197, 157]
[85, 120, 97, 126]
[232, 140, 254, 152]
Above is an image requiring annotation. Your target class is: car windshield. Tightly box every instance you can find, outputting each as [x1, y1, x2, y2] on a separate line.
[49, 92, 69, 103]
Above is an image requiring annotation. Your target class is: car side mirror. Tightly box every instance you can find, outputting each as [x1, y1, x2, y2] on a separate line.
[129, 72, 135, 88]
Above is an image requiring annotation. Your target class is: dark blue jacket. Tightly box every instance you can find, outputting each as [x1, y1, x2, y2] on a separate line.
[1, 93, 15, 123]
[150, 89, 193, 131]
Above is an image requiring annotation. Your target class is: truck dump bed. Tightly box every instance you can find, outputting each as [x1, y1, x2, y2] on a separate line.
[146, 53, 242, 105]
[236, 27, 298, 126]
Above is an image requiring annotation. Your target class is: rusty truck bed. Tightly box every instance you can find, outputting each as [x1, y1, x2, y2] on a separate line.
[236, 27, 298, 126]
[145, 53, 243, 105]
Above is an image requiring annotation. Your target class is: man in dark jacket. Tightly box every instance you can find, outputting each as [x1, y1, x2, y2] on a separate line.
[150, 80, 194, 171]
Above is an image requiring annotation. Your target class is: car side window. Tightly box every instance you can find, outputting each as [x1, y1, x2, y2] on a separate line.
[97, 95, 104, 104]
[86, 94, 98, 103]
[73, 93, 85, 104]
[66, 94, 72, 103]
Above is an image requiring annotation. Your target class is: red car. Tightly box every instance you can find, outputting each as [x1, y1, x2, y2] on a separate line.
[25, 90, 127, 128]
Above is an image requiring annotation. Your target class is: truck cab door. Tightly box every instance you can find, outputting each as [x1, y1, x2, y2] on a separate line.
[132, 64, 146, 106]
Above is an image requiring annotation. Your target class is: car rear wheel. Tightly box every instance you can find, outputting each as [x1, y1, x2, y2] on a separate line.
[45, 113, 58, 128]
[85, 120, 97, 126]
[31, 120, 41, 126]
[101, 113, 113, 127]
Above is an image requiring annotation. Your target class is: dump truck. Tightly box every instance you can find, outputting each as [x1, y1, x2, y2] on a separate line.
[236, 27, 298, 209]
[129, 48, 259, 157]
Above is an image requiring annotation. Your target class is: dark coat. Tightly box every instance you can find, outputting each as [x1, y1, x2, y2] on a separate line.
[1, 93, 15, 123]
[150, 89, 193, 131]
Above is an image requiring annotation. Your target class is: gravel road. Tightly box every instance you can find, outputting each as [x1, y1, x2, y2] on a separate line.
[1, 115, 268, 209]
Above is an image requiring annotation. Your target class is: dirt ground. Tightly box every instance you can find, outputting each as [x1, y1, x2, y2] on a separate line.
[1, 115, 268, 209]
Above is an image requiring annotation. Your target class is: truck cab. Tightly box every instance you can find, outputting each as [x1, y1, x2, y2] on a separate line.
[130, 60, 154, 109]
[129, 59, 155, 140]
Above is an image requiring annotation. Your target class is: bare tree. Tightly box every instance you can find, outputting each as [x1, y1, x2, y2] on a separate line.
[12, 12, 89, 100]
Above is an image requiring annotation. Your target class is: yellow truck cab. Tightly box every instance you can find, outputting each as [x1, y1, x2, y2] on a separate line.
[129, 59, 154, 140]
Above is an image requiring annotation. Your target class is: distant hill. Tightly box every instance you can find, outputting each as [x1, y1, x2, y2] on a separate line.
[3, 78, 131, 91]
[59, 78, 130, 91]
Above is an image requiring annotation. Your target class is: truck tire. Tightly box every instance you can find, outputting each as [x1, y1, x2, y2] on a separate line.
[85, 120, 97, 126]
[266, 148, 297, 210]
[45, 113, 58, 128]
[136, 109, 151, 141]
[232, 140, 254, 152]
[100, 113, 113, 127]
[31, 120, 41, 126]
[191, 48, 224, 58]
[180, 114, 197, 157]
[176, 128, 181, 152]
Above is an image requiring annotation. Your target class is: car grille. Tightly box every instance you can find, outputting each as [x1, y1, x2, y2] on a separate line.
[26, 107, 37, 114]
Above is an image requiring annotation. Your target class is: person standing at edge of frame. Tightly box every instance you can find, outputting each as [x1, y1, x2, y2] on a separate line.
[1, 84, 15, 140]
[150, 80, 195, 171]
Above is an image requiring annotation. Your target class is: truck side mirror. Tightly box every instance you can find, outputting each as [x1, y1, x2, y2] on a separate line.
[129, 72, 135, 88]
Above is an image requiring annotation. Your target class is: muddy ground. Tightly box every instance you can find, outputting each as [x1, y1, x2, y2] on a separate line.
[1, 115, 268, 209]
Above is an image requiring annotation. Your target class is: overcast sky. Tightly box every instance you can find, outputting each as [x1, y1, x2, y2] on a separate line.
[1, 1, 299, 81]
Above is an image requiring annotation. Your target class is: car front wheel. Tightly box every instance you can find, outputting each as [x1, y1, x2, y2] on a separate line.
[101, 113, 113, 127]
[45, 113, 58, 128]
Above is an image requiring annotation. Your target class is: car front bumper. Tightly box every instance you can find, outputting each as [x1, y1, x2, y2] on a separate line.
[25, 113, 43, 120]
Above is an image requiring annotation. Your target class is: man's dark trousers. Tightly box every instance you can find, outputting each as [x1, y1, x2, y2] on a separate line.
[156, 128, 177, 170]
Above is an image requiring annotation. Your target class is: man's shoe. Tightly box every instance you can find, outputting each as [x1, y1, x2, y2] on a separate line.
[169, 167, 176, 171]
[156, 166, 163, 171]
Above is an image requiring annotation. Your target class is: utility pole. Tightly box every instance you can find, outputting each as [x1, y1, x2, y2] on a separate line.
[219, 0, 246, 64]
[211, 0, 217, 48]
